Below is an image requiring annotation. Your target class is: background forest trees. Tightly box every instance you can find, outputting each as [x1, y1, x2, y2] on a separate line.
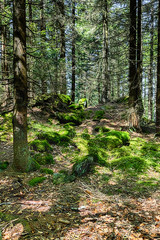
[0, 0, 159, 124]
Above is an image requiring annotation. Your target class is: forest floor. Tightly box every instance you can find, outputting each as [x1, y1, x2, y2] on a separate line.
[0, 101, 160, 240]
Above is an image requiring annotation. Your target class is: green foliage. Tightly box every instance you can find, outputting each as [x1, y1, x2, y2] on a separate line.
[57, 94, 71, 104]
[34, 153, 54, 165]
[0, 161, 9, 171]
[40, 168, 54, 174]
[30, 139, 52, 152]
[28, 177, 46, 186]
[81, 133, 91, 140]
[78, 98, 88, 108]
[93, 110, 105, 120]
[69, 103, 83, 110]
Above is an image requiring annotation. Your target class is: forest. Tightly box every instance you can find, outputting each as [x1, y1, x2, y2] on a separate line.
[0, 0, 160, 239]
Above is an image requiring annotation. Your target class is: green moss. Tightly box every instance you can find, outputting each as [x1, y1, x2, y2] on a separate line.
[37, 132, 60, 144]
[30, 139, 52, 152]
[111, 156, 148, 173]
[105, 130, 130, 145]
[28, 176, 46, 186]
[57, 111, 85, 125]
[142, 142, 159, 151]
[40, 168, 54, 174]
[34, 153, 54, 165]
[93, 110, 105, 120]
[0, 212, 16, 221]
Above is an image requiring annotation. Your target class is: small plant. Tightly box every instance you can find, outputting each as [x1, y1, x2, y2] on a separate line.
[40, 168, 54, 174]
[28, 177, 46, 186]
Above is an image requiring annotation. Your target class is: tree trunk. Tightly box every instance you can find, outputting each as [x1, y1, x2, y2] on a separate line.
[128, 0, 141, 129]
[148, 6, 154, 121]
[156, 0, 160, 132]
[101, 0, 109, 103]
[71, 0, 76, 102]
[59, 0, 67, 94]
[13, 0, 29, 172]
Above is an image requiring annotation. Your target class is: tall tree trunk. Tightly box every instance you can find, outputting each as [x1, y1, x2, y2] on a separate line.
[148, 6, 154, 121]
[156, 0, 160, 132]
[128, 0, 142, 129]
[1, 0, 10, 105]
[13, 0, 29, 172]
[71, 0, 76, 102]
[40, 0, 47, 94]
[59, 0, 67, 94]
[136, 0, 144, 118]
[101, 0, 109, 103]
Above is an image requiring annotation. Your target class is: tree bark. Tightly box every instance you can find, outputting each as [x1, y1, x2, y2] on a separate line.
[156, 0, 160, 132]
[71, 0, 76, 102]
[13, 0, 29, 172]
[148, 6, 154, 121]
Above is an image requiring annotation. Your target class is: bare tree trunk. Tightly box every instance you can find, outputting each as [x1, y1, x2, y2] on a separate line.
[71, 0, 76, 102]
[128, 0, 141, 129]
[156, 0, 160, 132]
[13, 0, 29, 172]
[148, 6, 154, 121]
[101, 0, 109, 103]
[58, 0, 67, 94]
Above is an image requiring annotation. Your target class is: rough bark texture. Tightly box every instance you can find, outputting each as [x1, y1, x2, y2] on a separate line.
[101, 0, 110, 103]
[13, 0, 29, 172]
[128, 0, 143, 129]
[156, 0, 160, 132]
[148, 6, 154, 120]
[58, 0, 67, 94]
[71, 0, 76, 102]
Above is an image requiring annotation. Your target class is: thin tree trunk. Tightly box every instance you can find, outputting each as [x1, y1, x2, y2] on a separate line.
[148, 6, 154, 121]
[156, 0, 160, 132]
[59, 0, 67, 94]
[71, 0, 76, 102]
[101, 0, 109, 103]
[13, 0, 29, 172]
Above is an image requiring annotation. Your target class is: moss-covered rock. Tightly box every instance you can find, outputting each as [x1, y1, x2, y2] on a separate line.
[105, 130, 130, 145]
[57, 111, 85, 125]
[94, 126, 110, 133]
[28, 158, 41, 171]
[53, 171, 75, 184]
[40, 168, 54, 174]
[34, 153, 54, 165]
[28, 176, 46, 186]
[30, 139, 52, 152]
[69, 103, 83, 110]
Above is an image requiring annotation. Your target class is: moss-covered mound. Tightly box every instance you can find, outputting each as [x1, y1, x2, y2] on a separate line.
[40, 168, 54, 174]
[30, 139, 52, 152]
[32, 93, 71, 112]
[57, 110, 85, 125]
